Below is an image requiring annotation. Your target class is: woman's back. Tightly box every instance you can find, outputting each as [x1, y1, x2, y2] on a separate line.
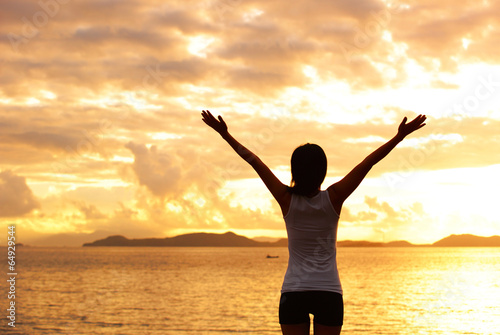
[282, 190, 342, 294]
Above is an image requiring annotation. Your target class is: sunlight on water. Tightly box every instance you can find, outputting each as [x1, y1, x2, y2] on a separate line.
[0, 247, 498, 334]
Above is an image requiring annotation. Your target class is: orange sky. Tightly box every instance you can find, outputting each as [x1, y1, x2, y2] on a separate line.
[1, 0, 499, 246]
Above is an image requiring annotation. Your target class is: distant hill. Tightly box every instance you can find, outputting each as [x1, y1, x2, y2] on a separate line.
[83, 232, 288, 247]
[83, 231, 418, 247]
[385, 240, 416, 247]
[432, 234, 500, 247]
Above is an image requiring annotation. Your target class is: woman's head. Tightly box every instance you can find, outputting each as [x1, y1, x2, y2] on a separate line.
[289, 143, 327, 196]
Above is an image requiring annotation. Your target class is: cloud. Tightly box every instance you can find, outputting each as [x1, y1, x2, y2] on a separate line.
[2, 0, 499, 102]
[339, 195, 433, 242]
[125, 142, 182, 198]
[342, 195, 421, 227]
[9, 131, 80, 152]
[73, 201, 107, 220]
[0, 170, 40, 217]
[391, 2, 500, 68]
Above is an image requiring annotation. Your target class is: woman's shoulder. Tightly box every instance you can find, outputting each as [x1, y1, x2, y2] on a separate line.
[325, 187, 342, 215]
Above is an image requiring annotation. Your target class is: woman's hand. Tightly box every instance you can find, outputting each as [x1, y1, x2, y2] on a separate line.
[201, 110, 228, 135]
[397, 114, 427, 139]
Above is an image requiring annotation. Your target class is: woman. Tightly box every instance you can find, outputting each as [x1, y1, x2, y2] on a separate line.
[201, 110, 426, 335]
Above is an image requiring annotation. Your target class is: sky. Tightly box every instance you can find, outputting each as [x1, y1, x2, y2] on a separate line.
[1, 0, 500, 246]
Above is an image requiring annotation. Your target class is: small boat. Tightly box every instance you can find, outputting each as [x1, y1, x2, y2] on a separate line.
[266, 255, 279, 258]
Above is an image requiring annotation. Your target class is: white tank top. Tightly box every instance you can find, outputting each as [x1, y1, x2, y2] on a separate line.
[281, 190, 342, 294]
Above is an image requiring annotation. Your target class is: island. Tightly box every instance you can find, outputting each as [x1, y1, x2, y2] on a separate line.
[83, 232, 287, 247]
[432, 234, 500, 247]
[82, 232, 500, 247]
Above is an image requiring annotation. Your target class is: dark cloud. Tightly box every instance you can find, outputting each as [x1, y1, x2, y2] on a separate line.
[74, 201, 107, 220]
[125, 142, 182, 198]
[9, 131, 80, 152]
[0, 170, 40, 217]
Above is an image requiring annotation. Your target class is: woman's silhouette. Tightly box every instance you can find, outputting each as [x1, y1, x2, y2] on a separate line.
[201, 110, 426, 335]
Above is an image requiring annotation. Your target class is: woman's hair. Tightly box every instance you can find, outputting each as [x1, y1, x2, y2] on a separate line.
[288, 143, 327, 196]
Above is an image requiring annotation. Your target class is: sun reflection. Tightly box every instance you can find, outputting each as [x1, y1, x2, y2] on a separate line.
[417, 260, 500, 334]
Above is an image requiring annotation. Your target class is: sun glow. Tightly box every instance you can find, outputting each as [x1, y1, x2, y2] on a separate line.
[462, 38, 471, 50]
[187, 36, 214, 58]
[148, 132, 183, 140]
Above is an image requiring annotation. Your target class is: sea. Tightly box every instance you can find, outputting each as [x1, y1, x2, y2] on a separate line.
[1, 246, 499, 335]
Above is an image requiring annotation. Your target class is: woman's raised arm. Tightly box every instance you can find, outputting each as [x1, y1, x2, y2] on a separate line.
[328, 115, 427, 212]
[201, 110, 290, 214]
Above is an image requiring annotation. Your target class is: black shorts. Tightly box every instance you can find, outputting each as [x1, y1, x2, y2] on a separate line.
[279, 291, 343, 327]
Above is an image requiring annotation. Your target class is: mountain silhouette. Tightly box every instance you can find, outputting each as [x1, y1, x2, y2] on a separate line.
[83, 232, 500, 247]
[83, 231, 288, 247]
[432, 234, 500, 247]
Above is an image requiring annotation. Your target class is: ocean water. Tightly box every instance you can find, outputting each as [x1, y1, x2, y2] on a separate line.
[1, 246, 499, 334]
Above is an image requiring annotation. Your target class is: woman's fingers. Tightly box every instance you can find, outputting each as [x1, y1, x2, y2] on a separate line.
[202, 110, 215, 123]
[408, 115, 426, 132]
[202, 110, 227, 134]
